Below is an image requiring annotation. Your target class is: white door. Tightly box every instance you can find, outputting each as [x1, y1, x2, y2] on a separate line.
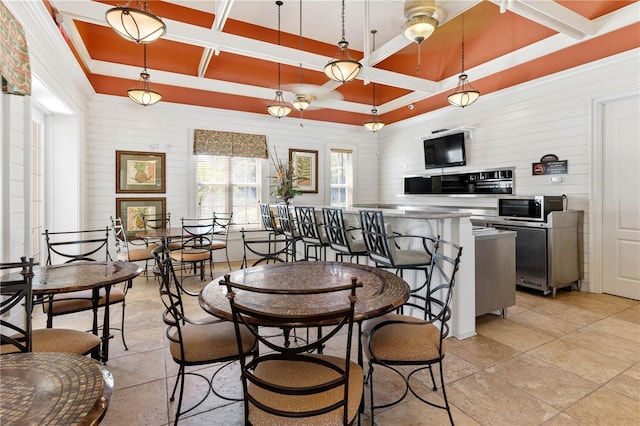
[602, 95, 640, 300]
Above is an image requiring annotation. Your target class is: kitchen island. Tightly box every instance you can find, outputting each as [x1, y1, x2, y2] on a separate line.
[345, 206, 476, 339]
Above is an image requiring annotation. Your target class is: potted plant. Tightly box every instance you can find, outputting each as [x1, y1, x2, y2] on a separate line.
[270, 150, 301, 204]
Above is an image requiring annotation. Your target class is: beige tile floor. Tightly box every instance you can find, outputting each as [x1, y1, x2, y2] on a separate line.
[36, 261, 640, 425]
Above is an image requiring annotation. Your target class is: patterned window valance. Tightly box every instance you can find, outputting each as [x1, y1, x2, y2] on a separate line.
[193, 129, 268, 159]
[0, 1, 31, 96]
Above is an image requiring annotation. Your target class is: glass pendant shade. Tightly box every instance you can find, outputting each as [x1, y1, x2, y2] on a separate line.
[324, 0, 362, 83]
[364, 108, 385, 132]
[128, 71, 162, 106]
[447, 73, 480, 107]
[267, 90, 292, 118]
[402, 15, 438, 44]
[324, 58, 362, 83]
[105, 2, 166, 44]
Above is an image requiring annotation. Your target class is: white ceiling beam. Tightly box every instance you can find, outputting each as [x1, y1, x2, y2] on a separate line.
[489, 0, 595, 39]
[214, 0, 235, 31]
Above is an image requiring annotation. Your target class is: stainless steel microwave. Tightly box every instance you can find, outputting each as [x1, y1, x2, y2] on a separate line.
[498, 195, 564, 222]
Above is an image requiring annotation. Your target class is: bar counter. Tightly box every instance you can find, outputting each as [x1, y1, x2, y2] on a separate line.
[344, 205, 476, 339]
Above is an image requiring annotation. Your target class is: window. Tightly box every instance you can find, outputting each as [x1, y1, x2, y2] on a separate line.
[330, 149, 353, 207]
[196, 155, 262, 226]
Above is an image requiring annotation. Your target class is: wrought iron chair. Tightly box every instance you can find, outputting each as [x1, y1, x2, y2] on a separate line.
[359, 209, 439, 300]
[42, 228, 129, 349]
[221, 273, 363, 425]
[322, 207, 368, 264]
[143, 211, 181, 250]
[169, 217, 215, 281]
[110, 216, 157, 279]
[240, 228, 291, 268]
[210, 212, 233, 270]
[276, 204, 302, 261]
[260, 203, 283, 237]
[362, 239, 463, 425]
[294, 206, 330, 261]
[0, 257, 101, 356]
[154, 254, 258, 426]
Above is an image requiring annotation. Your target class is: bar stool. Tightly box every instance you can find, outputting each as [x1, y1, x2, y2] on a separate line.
[359, 209, 439, 301]
[294, 206, 330, 261]
[322, 207, 368, 264]
[276, 204, 302, 261]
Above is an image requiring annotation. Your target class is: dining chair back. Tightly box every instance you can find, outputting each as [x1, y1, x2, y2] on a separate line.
[211, 212, 233, 270]
[221, 273, 363, 425]
[239, 228, 291, 268]
[362, 239, 463, 425]
[142, 212, 171, 230]
[154, 253, 258, 426]
[110, 216, 157, 278]
[0, 257, 101, 356]
[169, 217, 215, 280]
[44, 228, 111, 265]
[322, 207, 368, 264]
[294, 206, 330, 261]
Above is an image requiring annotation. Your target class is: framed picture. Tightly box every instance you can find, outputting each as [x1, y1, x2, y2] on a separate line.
[116, 197, 166, 237]
[289, 149, 318, 193]
[116, 150, 165, 193]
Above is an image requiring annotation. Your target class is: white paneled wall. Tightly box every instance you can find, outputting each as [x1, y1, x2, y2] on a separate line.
[376, 50, 640, 292]
[1, 94, 27, 261]
[85, 97, 379, 259]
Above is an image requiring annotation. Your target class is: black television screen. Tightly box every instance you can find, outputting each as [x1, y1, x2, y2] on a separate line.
[423, 132, 466, 169]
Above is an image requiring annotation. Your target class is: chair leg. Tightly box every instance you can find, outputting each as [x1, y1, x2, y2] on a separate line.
[439, 361, 454, 425]
[120, 299, 129, 350]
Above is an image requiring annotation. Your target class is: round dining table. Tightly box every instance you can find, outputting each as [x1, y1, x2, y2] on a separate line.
[0, 352, 113, 425]
[1, 261, 143, 363]
[199, 261, 410, 325]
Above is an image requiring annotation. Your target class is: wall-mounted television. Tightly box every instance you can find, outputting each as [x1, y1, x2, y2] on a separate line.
[423, 132, 466, 169]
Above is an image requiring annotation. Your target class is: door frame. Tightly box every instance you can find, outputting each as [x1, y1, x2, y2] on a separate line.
[590, 90, 639, 295]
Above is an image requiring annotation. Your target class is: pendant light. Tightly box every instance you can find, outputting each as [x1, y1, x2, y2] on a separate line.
[447, 14, 480, 108]
[266, 1, 292, 118]
[106, 0, 166, 44]
[128, 44, 162, 106]
[364, 30, 385, 132]
[323, 0, 362, 83]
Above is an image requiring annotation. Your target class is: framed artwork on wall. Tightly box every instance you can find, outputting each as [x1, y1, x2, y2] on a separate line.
[116, 197, 166, 237]
[116, 150, 165, 193]
[289, 149, 318, 193]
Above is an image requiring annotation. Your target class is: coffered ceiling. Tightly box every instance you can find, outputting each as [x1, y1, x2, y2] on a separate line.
[48, 0, 639, 126]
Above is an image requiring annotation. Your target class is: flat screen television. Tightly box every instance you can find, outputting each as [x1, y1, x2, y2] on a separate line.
[423, 132, 466, 169]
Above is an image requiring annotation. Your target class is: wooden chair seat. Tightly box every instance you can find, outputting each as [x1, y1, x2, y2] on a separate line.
[170, 248, 210, 263]
[31, 328, 102, 354]
[1, 328, 102, 355]
[43, 287, 126, 315]
[115, 244, 158, 262]
[209, 240, 227, 250]
[362, 314, 443, 362]
[248, 355, 363, 426]
[168, 320, 255, 364]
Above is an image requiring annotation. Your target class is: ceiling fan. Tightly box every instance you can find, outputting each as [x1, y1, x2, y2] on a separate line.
[283, 83, 344, 112]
